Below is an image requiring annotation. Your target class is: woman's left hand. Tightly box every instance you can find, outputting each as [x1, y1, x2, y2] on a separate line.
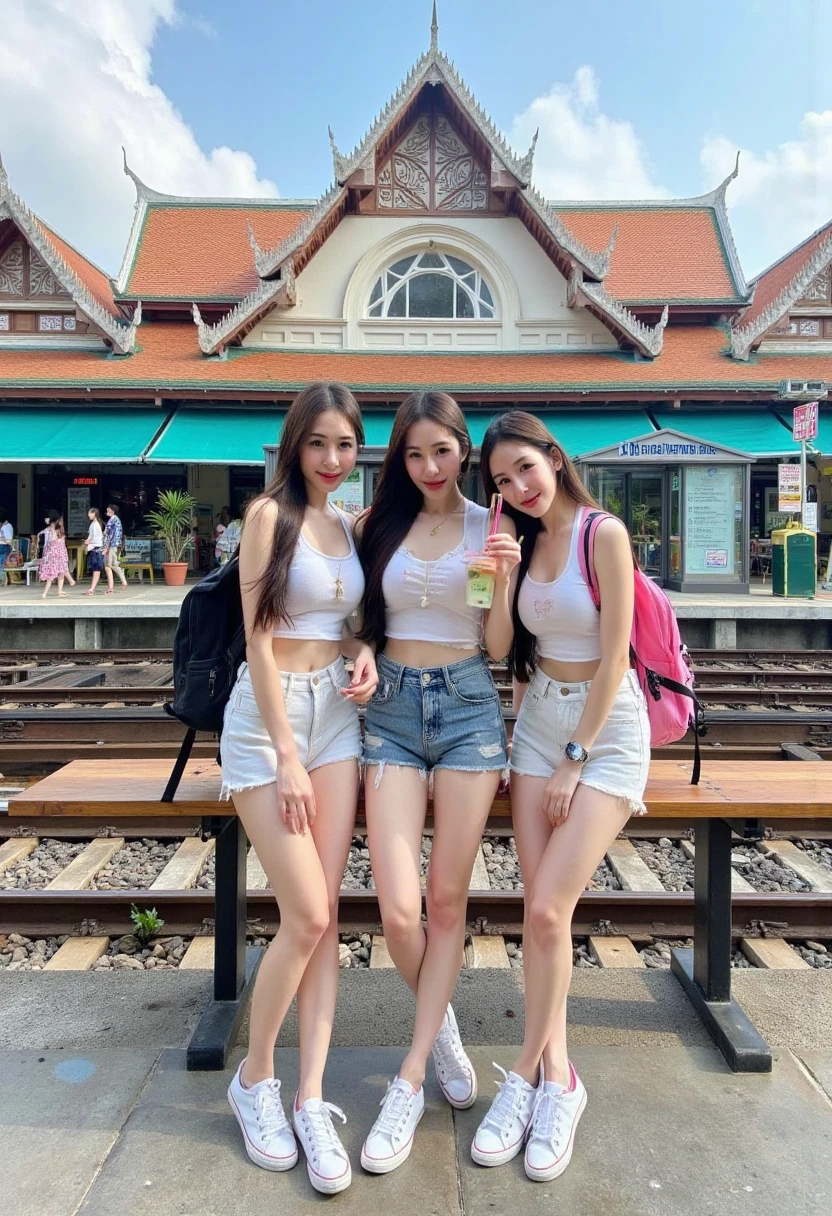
[485, 532, 522, 584]
[541, 759, 582, 827]
[341, 645, 378, 705]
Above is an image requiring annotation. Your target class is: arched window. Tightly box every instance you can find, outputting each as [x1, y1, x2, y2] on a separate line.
[367, 251, 495, 319]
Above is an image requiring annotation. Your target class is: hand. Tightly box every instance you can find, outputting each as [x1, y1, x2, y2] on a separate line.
[341, 645, 378, 705]
[541, 759, 582, 827]
[485, 532, 522, 584]
[276, 756, 316, 835]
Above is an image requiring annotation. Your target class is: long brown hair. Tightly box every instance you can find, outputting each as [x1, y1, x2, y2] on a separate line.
[357, 391, 471, 651]
[47, 509, 65, 539]
[480, 410, 601, 681]
[250, 381, 364, 632]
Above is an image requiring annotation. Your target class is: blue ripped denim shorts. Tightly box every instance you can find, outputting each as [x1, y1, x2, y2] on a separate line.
[363, 652, 507, 775]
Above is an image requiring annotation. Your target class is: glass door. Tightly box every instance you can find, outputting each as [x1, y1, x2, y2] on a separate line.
[630, 471, 663, 578]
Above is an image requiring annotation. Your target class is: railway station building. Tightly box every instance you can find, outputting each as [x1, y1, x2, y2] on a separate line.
[1, 17, 831, 590]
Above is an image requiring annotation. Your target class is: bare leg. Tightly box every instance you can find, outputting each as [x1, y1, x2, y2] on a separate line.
[295, 759, 359, 1104]
[87, 570, 101, 593]
[511, 777, 632, 1086]
[365, 764, 429, 990]
[57, 575, 66, 596]
[398, 768, 499, 1090]
[41, 579, 53, 598]
[104, 565, 114, 592]
[232, 782, 330, 1087]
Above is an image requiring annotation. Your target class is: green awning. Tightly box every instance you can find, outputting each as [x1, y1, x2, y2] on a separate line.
[0, 406, 166, 462]
[147, 409, 285, 464]
[775, 408, 832, 456]
[361, 411, 397, 447]
[652, 409, 800, 458]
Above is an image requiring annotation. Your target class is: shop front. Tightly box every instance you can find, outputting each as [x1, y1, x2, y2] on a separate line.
[578, 429, 753, 593]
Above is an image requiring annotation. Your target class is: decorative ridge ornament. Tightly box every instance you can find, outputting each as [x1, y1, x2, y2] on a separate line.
[515, 128, 538, 188]
[580, 280, 669, 357]
[0, 154, 139, 354]
[121, 147, 171, 204]
[328, 127, 351, 185]
[730, 229, 832, 360]
[430, 1, 439, 52]
[192, 258, 296, 354]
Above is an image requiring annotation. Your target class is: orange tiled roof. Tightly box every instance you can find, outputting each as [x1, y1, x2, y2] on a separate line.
[555, 207, 739, 302]
[40, 222, 122, 319]
[740, 219, 832, 331]
[122, 204, 312, 300]
[1, 319, 830, 395]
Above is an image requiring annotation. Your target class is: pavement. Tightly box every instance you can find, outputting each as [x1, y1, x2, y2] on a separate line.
[1, 967, 831, 1214]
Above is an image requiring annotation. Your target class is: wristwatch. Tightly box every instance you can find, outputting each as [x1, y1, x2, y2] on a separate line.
[564, 741, 589, 764]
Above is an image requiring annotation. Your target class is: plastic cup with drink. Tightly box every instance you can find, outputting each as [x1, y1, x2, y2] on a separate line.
[464, 494, 503, 609]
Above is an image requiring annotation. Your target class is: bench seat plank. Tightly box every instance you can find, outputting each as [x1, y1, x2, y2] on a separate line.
[8, 759, 832, 819]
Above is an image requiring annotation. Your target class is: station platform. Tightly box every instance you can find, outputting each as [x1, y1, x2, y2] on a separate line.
[1, 967, 831, 1214]
[3, 580, 832, 650]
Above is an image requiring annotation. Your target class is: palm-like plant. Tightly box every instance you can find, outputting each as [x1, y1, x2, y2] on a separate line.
[145, 489, 197, 564]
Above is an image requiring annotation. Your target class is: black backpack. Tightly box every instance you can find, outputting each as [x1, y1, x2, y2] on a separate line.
[161, 557, 246, 802]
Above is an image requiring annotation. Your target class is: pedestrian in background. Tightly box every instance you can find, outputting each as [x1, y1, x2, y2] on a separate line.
[39, 510, 75, 598]
[84, 507, 111, 595]
[103, 504, 128, 589]
[0, 508, 13, 587]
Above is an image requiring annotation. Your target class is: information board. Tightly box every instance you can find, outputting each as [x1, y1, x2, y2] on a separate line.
[793, 401, 818, 442]
[328, 467, 364, 516]
[778, 464, 801, 512]
[66, 486, 90, 536]
[685, 466, 735, 575]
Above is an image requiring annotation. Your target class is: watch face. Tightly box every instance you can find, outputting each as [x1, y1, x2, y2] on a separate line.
[566, 742, 586, 762]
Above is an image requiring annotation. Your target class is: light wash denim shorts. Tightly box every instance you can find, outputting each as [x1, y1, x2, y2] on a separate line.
[509, 666, 651, 816]
[219, 658, 362, 800]
[363, 652, 507, 782]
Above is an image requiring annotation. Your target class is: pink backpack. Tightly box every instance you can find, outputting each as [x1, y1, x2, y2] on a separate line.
[576, 509, 704, 784]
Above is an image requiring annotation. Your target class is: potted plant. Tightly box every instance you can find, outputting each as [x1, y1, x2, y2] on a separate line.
[146, 489, 197, 586]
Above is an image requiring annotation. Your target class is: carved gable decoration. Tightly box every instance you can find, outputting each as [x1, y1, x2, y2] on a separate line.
[0, 239, 24, 295]
[29, 248, 71, 298]
[799, 265, 831, 305]
[377, 111, 489, 213]
[0, 234, 73, 300]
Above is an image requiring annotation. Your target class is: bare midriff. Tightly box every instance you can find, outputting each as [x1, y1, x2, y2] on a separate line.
[270, 636, 343, 674]
[384, 639, 480, 669]
[538, 656, 601, 684]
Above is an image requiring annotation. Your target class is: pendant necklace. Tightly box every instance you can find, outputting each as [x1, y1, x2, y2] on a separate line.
[333, 559, 344, 602]
[427, 504, 461, 536]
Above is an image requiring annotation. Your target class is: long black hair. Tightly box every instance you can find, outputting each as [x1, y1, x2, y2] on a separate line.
[357, 391, 471, 651]
[480, 410, 601, 681]
[249, 381, 364, 632]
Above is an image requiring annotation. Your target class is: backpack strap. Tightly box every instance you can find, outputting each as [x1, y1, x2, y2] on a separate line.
[161, 728, 196, 803]
[576, 508, 608, 611]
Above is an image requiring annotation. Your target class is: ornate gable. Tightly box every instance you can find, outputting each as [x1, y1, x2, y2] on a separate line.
[374, 110, 492, 213]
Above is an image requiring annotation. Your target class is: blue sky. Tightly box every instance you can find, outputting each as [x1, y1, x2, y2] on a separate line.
[2, 0, 831, 278]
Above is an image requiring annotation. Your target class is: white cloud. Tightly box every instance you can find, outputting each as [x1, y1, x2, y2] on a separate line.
[702, 115, 832, 278]
[511, 66, 668, 201]
[0, 0, 277, 275]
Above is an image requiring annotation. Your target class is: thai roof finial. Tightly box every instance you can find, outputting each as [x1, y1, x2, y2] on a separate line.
[516, 128, 538, 187]
[328, 126, 350, 184]
[0, 148, 7, 197]
[246, 220, 264, 262]
[430, 1, 439, 52]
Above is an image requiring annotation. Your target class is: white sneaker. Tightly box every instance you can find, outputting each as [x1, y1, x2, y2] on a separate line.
[292, 1095, 352, 1194]
[471, 1062, 540, 1167]
[227, 1061, 298, 1171]
[431, 1005, 477, 1109]
[360, 1076, 425, 1174]
[524, 1064, 587, 1182]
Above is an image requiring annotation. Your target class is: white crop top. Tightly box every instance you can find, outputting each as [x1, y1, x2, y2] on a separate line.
[382, 499, 490, 648]
[517, 507, 601, 662]
[272, 507, 364, 641]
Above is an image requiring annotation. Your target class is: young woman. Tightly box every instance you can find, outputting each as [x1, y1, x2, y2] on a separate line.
[0, 509, 13, 587]
[356, 391, 520, 1175]
[471, 411, 649, 1182]
[221, 381, 377, 1196]
[84, 508, 110, 595]
[103, 505, 128, 589]
[39, 510, 75, 598]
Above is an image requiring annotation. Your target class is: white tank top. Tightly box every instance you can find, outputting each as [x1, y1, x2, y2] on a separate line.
[383, 499, 490, 647]
[272, 507, 364, 641]
[517, 507, 601, 662]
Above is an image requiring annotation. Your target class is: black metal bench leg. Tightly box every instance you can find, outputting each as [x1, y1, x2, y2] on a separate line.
[187, 817, 263, 1070]
[670, 817, 772, 1072]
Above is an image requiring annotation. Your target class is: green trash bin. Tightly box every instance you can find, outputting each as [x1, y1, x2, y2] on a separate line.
[771, 523, 816, 598]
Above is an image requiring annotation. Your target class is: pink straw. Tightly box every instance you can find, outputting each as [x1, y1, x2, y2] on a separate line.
[488, 493, 503, 538]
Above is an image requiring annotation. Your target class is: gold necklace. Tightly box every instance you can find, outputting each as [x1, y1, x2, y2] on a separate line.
[333, 559, 344, 602]
[424, 502, 463, 537]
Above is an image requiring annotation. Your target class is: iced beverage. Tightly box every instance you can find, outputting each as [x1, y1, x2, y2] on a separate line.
[465, 554, 497, 609]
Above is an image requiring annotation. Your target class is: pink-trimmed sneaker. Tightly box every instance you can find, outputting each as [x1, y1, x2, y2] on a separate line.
[227, 1061, 298, 1172]
[431, 1005, 477, 1109]
[471, 1063, 541, 1167]
[292, 1094, 351, 1194]
[524, 1062, 587, 1182]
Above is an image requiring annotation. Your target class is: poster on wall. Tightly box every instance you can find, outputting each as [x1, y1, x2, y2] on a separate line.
[685, 466, 735, 576]
[328, 467, 364, 516]
[66, 486, 90, 536]
[778, 464, 801, 512]
[803, 502, 818, 532]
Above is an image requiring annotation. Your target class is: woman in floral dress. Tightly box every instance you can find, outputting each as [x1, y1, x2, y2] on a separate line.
[39, 510, 75, 598]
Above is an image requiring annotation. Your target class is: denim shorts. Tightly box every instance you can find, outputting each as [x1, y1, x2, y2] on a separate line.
[510, 667, 651, 816]
[363, 653, 507, 780]
[219, 658, 362, 800]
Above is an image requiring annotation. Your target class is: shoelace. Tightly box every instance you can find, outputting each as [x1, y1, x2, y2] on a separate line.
[529, 1088, 565, 1144]
[302, 1102, 347, 1161]
[432, 1019, 469, 1080]
[481, 1064, 525, 1136]
[375, 1082, 412, 1137]
[253, 1079, 290, 1142]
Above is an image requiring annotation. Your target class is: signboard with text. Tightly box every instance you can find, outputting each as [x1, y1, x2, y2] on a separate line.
[793, 401, 818, 442]
[778, 463, 801, 512]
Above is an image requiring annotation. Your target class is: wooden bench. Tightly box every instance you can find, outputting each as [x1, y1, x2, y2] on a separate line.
[8, 758, 831, 1074]
[121, 562, 155, 584]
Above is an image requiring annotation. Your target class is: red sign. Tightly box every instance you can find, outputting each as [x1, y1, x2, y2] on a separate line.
[72, 477, 98, 486]
[793, 401, 818, 442]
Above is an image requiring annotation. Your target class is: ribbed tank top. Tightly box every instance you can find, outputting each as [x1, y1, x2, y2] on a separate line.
[272, 507, 364, 641]
[517, 507, 601, 662]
